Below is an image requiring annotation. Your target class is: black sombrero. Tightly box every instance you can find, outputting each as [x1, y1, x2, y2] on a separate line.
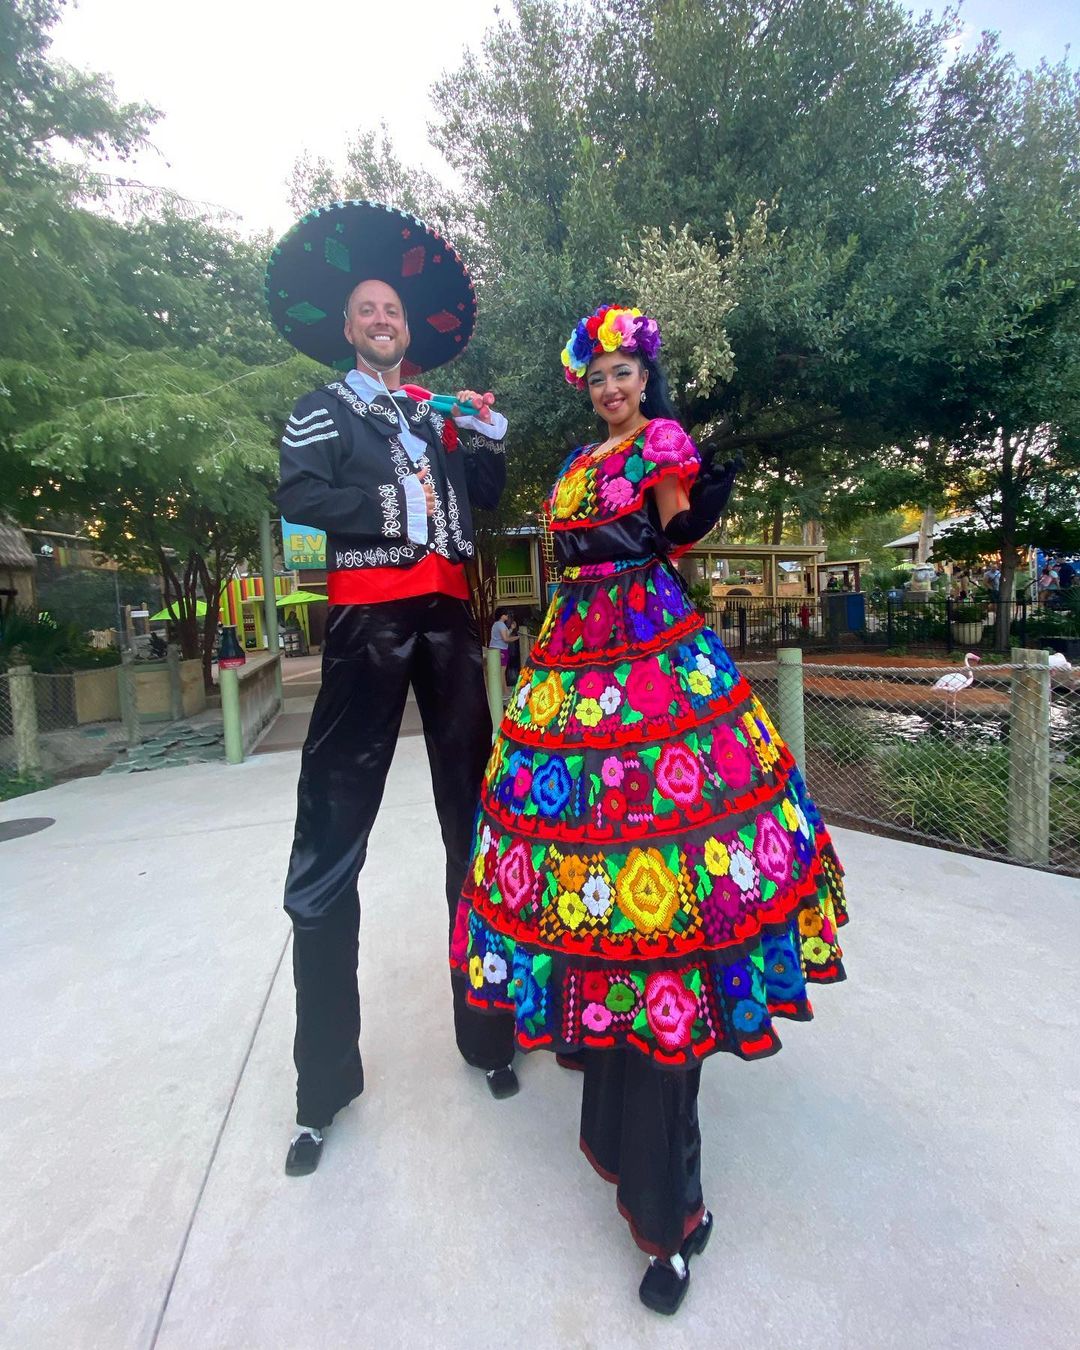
[264, 200, 477, 376]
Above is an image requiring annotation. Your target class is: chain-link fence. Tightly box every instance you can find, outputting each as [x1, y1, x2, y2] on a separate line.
[742, 651, 1080, 878]
[0, 665, 140, 799]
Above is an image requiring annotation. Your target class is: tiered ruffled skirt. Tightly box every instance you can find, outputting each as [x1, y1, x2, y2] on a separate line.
[452, 555, 847, 1067]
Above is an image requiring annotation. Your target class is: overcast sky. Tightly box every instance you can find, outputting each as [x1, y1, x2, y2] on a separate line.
[51, 0, 1076, 238]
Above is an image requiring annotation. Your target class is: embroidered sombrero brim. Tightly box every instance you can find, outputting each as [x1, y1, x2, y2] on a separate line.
[264, 199, 477, 375]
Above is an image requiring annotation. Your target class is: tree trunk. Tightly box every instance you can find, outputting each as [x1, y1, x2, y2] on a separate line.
[916, 504, 936, 565]
[995, 436, 1019, 653]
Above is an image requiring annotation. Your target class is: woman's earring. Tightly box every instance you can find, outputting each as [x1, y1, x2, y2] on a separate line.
[640, 390, 646, 403]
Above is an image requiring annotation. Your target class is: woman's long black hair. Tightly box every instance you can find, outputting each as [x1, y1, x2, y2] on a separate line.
[639, 354, 679, 420]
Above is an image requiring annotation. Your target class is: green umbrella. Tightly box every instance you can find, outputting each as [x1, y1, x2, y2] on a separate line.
[275, 590, 326, 606]
[149, 599, 209, 621]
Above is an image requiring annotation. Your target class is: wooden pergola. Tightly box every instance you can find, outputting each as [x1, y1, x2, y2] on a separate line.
[679, 543, 868, 599]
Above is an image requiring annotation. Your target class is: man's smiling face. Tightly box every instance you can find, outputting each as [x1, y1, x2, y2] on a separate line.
[344, 279, 410, 373]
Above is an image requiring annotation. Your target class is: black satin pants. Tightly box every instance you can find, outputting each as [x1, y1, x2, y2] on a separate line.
[283, 594, 515, 1128]
[580, 1049, 705, 1258]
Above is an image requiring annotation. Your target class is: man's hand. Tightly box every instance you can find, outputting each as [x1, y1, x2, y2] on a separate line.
[416, 465, 436, 516]
[454, 389, 496, 423]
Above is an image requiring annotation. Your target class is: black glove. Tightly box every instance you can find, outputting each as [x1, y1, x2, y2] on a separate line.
[663, 444, 743, 546]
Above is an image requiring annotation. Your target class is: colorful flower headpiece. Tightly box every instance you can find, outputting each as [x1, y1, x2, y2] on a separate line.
[560, 303, 662, 388]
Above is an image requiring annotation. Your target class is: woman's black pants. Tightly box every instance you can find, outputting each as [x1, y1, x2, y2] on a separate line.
[282, 595, 515, 1128]
[580, 1048, 705, 1258]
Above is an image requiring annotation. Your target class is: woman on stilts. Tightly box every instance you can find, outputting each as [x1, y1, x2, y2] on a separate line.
[453, 304, 849, 1314]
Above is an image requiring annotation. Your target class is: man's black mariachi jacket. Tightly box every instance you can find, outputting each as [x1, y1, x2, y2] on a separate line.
[276, 379, 506, 606]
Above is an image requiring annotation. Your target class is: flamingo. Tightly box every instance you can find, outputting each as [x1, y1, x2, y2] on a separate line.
[1048, 652, 1072, 671]
[934, 652, 980, 717]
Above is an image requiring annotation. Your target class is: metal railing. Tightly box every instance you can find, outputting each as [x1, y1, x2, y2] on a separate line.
[742, 648, 1079, 877]
[703, 593, 1079, 657]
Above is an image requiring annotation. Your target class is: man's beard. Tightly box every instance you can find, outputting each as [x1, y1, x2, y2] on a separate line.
[355, 335, 408, 374]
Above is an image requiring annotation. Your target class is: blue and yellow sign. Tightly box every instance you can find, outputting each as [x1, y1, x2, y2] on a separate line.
[281, 519, 326, 569]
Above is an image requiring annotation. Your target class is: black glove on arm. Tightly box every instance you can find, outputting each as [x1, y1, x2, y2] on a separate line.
[663, 444, 744, 546]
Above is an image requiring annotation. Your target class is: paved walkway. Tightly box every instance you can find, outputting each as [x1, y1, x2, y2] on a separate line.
[1, 745, 1078, 1349]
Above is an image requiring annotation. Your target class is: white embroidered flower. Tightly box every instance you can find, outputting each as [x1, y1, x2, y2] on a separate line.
[483, 952, 508, 984]
[581, 873, 613, 918]
[696, 654, 716, 679]
[598, 685, 622, 714]
[795, 804, 811, 838]
[480, 825, 493, 856]
[728, 847, 756, 893]
[516, 684, 531, 710]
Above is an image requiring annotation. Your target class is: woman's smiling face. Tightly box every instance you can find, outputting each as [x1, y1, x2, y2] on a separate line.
[586, 350, 647, 428]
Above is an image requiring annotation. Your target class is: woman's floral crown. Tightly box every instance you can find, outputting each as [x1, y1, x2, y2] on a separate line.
[560, 303, 662, 388]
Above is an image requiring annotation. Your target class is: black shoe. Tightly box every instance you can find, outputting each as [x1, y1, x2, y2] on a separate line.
[285, 1129, 323, 1176]
[485, 1065, 520, 1099]
[638, 1210, 713, 1315]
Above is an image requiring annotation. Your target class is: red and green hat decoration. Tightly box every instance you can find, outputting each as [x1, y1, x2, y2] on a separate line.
[265, 200, 477, 376]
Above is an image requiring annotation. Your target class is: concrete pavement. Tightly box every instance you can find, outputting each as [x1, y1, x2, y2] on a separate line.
[1, 743, 1079, 1349]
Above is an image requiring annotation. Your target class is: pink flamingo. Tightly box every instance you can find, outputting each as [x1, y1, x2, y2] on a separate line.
[934, 651, 980, 716]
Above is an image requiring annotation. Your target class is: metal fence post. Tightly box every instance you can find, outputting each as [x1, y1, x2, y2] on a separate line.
[118, 650, 141, 747]
[945, 596, 954, 653]
[887, 597, 895, 647]
[9, 664, 42, 776]
[220, 667, 244, 764]
[1007, 647, 1050, 866]
[259, 508, 283, 706]
[776, 647, 807, 781]
[166, 642, 183, 722]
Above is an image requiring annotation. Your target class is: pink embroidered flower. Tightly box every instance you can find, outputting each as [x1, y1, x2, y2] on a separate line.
[496, 840, 535, 914]
[625, 656, 676, 718]
[582, 1001, 613, 1033]
[701, 875, 743, 943]
[512, 767, 533, 799]
[655, 744, 704, 807]
[583, 589, 617, 648]
[642, 419, 695, 466]
[601, 755, 624, 787]
[712, 724, 754, 792]
[753, 813, 794, 883]
[450, 900, 470, 964]
[645, 972, 698, 1051]
[599, 475, 635, 511]
[578, 671, 605, 700]
[599, 452, 626, 478]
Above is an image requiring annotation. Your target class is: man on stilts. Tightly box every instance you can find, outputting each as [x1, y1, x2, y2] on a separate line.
[266, 200, 517, 1176]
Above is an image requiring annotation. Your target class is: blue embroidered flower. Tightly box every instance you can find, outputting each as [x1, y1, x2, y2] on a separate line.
[511, 950, 542, 1021]
[629, 607, 657, 642]
[732, 998, 765, 1032]
[530, 758, 573, 817]
[761, 933, 806, 1000]
[722, 962, 753, 998]
[653, 567, 682, 613]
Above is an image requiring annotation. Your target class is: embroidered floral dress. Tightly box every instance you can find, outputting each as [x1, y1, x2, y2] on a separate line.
[452, 418, 848, 1069]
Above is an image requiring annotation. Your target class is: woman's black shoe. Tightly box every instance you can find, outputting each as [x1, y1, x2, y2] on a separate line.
[285, 1128, 324, 1176]
[638, 1209, 712, 1315]
[485, 1065, 520, 1099]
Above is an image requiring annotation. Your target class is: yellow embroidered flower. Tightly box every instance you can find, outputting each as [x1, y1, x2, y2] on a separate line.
[704, 838, 730, 876]
[557, 889, 588, 929]
[473, 852, 485, 886]
[781, 798, 800, 831]
[575, 697, 603, 727]
[798, 908, 823, 937]
[557, 854, 589, 892]
[688, 669, 711, 696]
[615, 848, 681, 935]
[554, 471, 587, 518]
[528, 672, 565, 727]
[469, 954, 485, 989]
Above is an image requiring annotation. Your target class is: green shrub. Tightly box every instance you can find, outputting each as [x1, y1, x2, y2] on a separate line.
[0, 608, 120, 673]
